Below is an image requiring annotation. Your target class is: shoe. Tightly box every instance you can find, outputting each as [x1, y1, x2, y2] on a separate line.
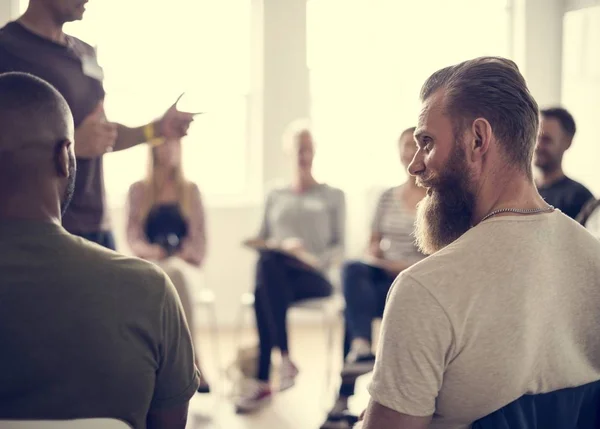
[278, 359, 299, 391]
[234, 380, 272, 414]
[320, 411, 359, 429]
[197, 381, 211, 394]
[341, 353, 376, 378]
[319, 396, 350, 429]
[319, 419, 351, 429]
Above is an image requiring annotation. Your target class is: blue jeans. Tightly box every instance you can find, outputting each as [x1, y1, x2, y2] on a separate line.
[72, 230, 116, 251]
[343, 260, 396, 343]
[339, 260, 396, 397]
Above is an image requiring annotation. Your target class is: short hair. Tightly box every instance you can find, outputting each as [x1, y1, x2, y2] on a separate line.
[282, 118, 314, 153]
[420, 56, 539, 177]
[400, 127, 416, 139]
[0, 72, 73, 153]
[541, 107, 576, 139]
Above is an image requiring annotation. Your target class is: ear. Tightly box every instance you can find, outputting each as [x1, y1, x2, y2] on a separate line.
[54, 139, 71, 178]
[470, 118, 493, 162]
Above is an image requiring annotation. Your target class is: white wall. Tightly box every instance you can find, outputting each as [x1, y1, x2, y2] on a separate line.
[561, 6, 600, 194]
[0, 0, 18, 26]
[566, 0, 600, 11]
[511, 0, 565, 106]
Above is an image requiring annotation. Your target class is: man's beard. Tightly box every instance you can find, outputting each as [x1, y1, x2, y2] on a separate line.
[414, 142, 476, 255]
[60, 151, 76, 217]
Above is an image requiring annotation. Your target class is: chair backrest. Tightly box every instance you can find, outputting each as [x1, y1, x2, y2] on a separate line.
[472, 380, 600, 429]
[0, 419, 131, 429]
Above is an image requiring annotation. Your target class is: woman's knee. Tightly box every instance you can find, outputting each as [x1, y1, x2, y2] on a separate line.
[342, 260, 370, 294]
[257, 250, 284, 267]
[342, 260, 369, 279]
[256, 250, 286, 282]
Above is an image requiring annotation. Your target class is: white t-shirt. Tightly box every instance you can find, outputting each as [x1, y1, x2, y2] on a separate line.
[368, 211, 600, 429]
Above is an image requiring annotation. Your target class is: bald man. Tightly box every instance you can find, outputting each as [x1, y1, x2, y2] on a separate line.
[0, 0, 197, 249]
[0, 73, 199, 428]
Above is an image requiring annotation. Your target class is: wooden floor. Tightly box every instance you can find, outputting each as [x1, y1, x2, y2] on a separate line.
[187, 323, 372, 429]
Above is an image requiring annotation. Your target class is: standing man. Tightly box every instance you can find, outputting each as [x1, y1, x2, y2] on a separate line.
[359, 57, 600, 429]
[0, 0, 196, 249]
[534, 107, 593, 219]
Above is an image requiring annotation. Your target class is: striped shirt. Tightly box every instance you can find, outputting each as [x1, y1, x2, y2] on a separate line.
[371, 186, 424, 264]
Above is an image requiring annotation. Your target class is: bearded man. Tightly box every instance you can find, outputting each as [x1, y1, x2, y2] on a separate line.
[357, 57, 600, 429]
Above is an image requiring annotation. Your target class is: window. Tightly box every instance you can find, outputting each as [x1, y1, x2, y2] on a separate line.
[20, 0, 254, 206]
[562, 6, 600, 195]
[307, 0, 510, 189]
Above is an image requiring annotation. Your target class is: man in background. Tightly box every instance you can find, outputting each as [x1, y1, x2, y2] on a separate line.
[534, 107, 593, 219]
[0, 0, 196, 249]
[0, 72, 198, 429]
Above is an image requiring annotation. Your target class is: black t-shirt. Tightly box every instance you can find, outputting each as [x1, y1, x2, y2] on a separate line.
[144, 204, 189, 255]
[538, 176, 594, 220]
[0, 22, 106, 233]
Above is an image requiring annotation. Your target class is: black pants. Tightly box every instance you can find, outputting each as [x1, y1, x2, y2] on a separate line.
[254, 250, 332, 381]
[72, 230, 117, 251]
[339, 261, 396, 397]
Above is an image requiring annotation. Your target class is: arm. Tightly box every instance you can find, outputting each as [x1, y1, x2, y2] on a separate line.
[148, 272, 199, 428]
[256, 192, 273, 241]
[318, 189, 346, 269]
[363, 274, 454, 428]
[113, 95, 197, 152]
[242, 191, 273, 246]
[366, 188, 389, 258]
[147, 403, 189, 429]
[177, 184, 207, 267]
[113, 122, 157, 152]
[126, 182, 164, 260]
[359, 400, 431, 429]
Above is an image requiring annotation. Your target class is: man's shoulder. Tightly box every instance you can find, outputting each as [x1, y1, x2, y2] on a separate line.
[323, 184, 345, 201]
[0, 21, 18, 41]
[68, 236, 168, 289]
[563, 176, 593, 196]
[65, 34, 96, 57]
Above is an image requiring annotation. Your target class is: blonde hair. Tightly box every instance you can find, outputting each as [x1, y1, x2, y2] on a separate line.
[138, 141, 192, 222]
[282, 118, 315, 154]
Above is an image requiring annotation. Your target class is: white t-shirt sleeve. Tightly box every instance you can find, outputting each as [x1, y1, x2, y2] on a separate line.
[368, 273, 454, 417]
[585, 207, 600, 240]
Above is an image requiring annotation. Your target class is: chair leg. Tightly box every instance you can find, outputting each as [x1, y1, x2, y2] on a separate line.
[234, 301, 248, 350]
[207, 302, 224, 396]
[324, 310, 334, 399]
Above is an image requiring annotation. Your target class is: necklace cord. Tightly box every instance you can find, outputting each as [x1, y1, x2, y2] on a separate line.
[480, 205, 555, 223]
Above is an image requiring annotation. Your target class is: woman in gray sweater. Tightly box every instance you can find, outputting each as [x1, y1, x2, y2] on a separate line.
[237, 122, 346, 413]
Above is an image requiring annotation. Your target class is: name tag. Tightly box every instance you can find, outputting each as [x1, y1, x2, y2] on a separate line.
[81, 54, 104, 81]
[303, 198, 325, 211]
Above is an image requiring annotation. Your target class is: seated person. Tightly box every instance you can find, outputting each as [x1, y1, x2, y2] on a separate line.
[236, 122, 346, 413]
[320, 128, 426, 429]
[127, 137, 210, 393]
[0, 72, 198, 428]
[534, 107, 593, 219]
[359, 57, 600, 429]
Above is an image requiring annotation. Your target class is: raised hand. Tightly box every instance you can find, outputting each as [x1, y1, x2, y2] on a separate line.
[157, 93, 199, 140]
[74, 101, 118, 158]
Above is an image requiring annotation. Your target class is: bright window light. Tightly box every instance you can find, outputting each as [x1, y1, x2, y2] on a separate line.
[307, 0, 510, 189]
[20, 0, 252, 206]
[562, 6, 600, 195]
